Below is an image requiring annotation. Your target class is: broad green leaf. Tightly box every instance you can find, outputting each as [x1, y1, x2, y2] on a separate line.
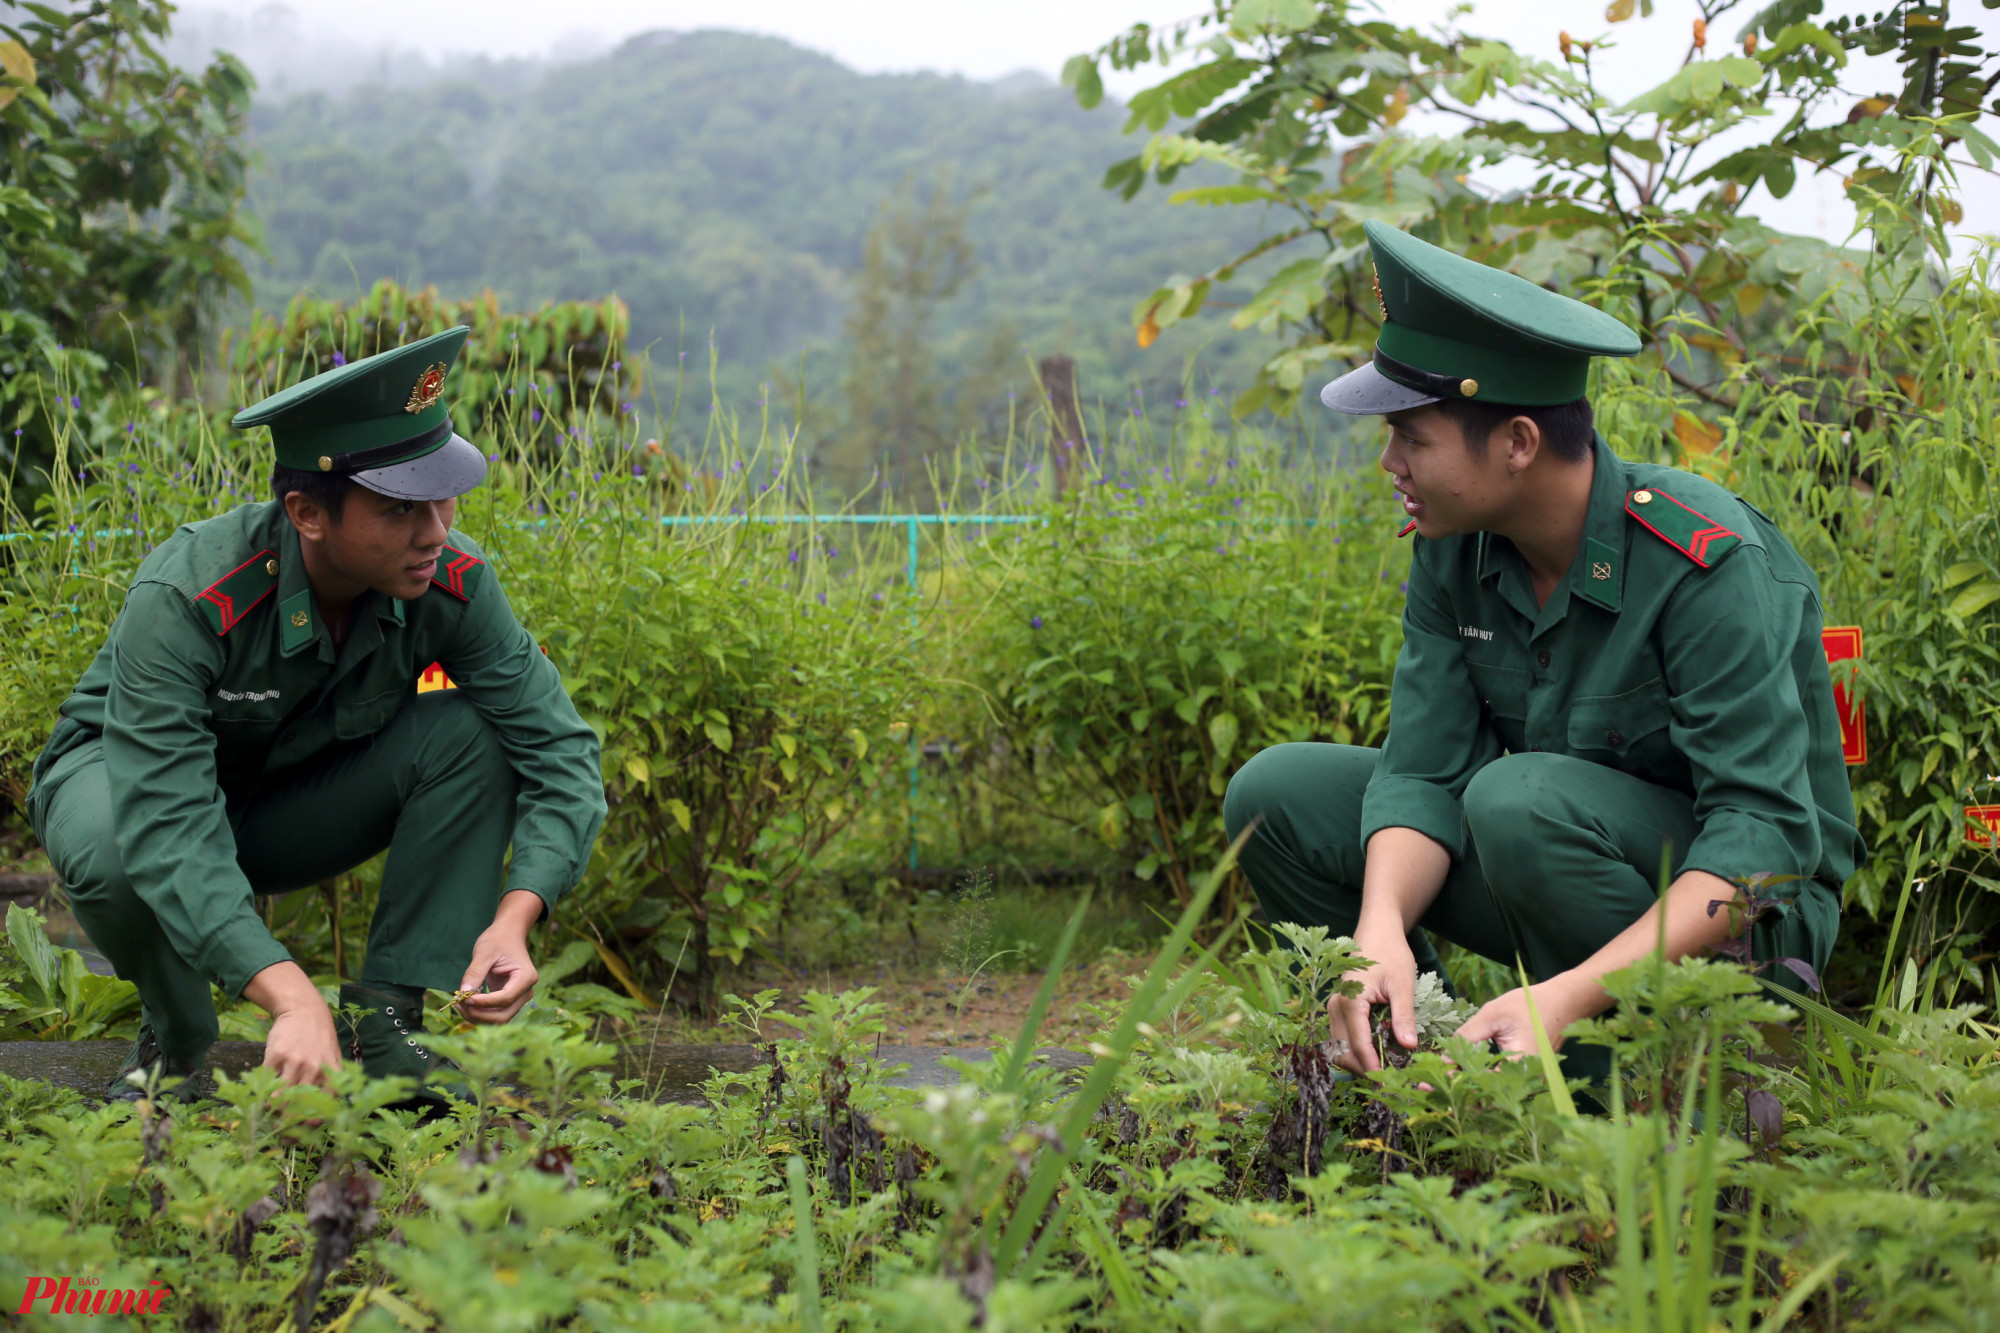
[665, 798, 692, 833]
[1942, 561, 1988, 589]
[1764, 155, 1796, 198]
[1060, 54, 1103, 110]
[624, 753, 650, 784]
[1231, 257, 1328, 333]
[1208, 710, 1240, 759]
[704, 720, 733, 753]
[1948, 580, 2000, 619]
[1230, 0, 1318, 36]
[6, 903, 61, 1004]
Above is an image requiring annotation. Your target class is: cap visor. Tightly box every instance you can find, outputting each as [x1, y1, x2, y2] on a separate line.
[352, 433, 488, 501]
[1319, 361, 1443, 415]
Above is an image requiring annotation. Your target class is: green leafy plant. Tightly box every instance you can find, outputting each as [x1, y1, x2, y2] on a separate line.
[0, 903, 139, 1041]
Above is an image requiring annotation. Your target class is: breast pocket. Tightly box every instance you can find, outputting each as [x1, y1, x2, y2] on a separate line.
[1465, 659, 1531, 754]
[1567, 677, 1674, 762]
[1465, 660, 1530, 721]
[334, 685, 412, 740]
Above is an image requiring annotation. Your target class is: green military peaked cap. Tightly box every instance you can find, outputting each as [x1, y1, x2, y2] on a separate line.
[233, 325, 488, 502]
[1321, 221, 1641, 415]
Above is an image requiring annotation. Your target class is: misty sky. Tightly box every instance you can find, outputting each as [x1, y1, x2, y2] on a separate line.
[182, 0, 1997, 249]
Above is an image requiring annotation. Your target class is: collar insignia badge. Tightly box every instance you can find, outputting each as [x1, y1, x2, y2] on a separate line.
[1591, 562, 1612, 581]
[291, 610, 310, 627]
[405, 363, 448, 414]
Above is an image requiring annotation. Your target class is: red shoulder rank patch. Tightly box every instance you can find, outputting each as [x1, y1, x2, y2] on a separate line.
[430, 544, 484, 601]
[195, 548, 279, 635]
[1397, 519, 1418, 537]
[1625, 487, 1741, 568]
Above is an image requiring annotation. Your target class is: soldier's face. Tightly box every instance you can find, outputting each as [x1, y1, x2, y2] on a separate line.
[296, 486, 457, 600]
[1378, 408, 1511, 537]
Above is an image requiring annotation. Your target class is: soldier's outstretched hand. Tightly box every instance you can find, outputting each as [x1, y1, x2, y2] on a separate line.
[1329, 924, 1419, 1075]
[244, 960, 343, 1086]
[455, 889, 546, 1023]
[1455, 981, 1581, 1061]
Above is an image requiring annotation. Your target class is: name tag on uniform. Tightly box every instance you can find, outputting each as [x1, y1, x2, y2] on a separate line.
[1458, 626, 1493, 642]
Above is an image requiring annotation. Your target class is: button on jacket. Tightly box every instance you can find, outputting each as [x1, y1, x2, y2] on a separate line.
[28, 501, 607, 996]
[1359, 434, 1866, 899]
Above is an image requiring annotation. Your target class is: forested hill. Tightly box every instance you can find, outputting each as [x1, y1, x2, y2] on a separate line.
[241, 29, 1274, 422]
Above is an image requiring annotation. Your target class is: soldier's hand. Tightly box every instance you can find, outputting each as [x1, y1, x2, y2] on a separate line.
[264, 1003, 344, 1086]
[457, 892, 544, 1024]
[1457, 981, 1579, 1061]
[1330, 926, 1418, 1075]
[244, 960, 343, 1086]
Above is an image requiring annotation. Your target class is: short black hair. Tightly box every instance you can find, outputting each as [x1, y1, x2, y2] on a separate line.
[1433, 396, 1595, 464]
[271, 464, 356, 520]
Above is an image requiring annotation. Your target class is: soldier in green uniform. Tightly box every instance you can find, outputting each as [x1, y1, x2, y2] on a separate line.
[1223, 222, 1864, 1081]
[26, 326, 608, 1104]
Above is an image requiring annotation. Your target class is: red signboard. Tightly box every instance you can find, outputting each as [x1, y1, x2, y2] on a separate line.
[1821, 626, 1865, 766]
[1967, 806, 2000, 849]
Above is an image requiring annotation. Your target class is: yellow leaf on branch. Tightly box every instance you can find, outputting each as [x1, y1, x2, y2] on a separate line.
[0, 39, 35, 113]
[1673, 410, 1722, 457]
[1385, 84, 1409, 126]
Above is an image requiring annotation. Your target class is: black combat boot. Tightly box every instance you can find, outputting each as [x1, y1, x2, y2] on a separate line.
[105, 1023, 214, 1103]
[337, 981, 475, 1108]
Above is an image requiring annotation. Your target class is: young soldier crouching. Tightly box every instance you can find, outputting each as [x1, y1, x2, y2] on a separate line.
[27, 327, 607, 1108]
[1224, 222, 1864, 1084]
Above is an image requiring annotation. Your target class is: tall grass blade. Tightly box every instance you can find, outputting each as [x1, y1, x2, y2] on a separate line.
[1516, 958, 1578, 1119]
[997, 888, 1093, 1091]
[1753, 1252, 1846, 1332]
[989, 829, 1245, 1279]
[786, 1155, 824, 1333]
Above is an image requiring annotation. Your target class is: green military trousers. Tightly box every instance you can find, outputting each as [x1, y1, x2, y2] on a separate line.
[35, 691, 519, 1067]
[1222, 744, 1836, 1077]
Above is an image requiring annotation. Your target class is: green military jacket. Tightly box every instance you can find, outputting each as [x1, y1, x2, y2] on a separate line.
[29, 501, 607, 994]
[1361, 434, 1865, 899]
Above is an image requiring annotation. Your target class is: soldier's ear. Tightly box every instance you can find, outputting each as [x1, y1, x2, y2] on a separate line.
[283, 490, 333, 542]
[1499, 414, 1544, 474]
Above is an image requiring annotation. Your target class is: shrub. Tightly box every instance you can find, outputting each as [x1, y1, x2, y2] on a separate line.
[958, 421, 1405, 916]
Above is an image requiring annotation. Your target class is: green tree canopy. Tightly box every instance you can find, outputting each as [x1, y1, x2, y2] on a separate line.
[1064, 0, 2000, 417]
[0, 0, 255, 483]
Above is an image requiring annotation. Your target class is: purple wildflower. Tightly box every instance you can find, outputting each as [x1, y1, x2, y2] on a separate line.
[1030, 615, 1043, 630]
[332, 351, 347, 367]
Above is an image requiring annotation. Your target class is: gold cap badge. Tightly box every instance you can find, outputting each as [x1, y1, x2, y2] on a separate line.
[318, 456, 332, 471]
[405, 362, 448, 414]
[1371, 269, 1388, 320]
[1459, 378, 1479, 397]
